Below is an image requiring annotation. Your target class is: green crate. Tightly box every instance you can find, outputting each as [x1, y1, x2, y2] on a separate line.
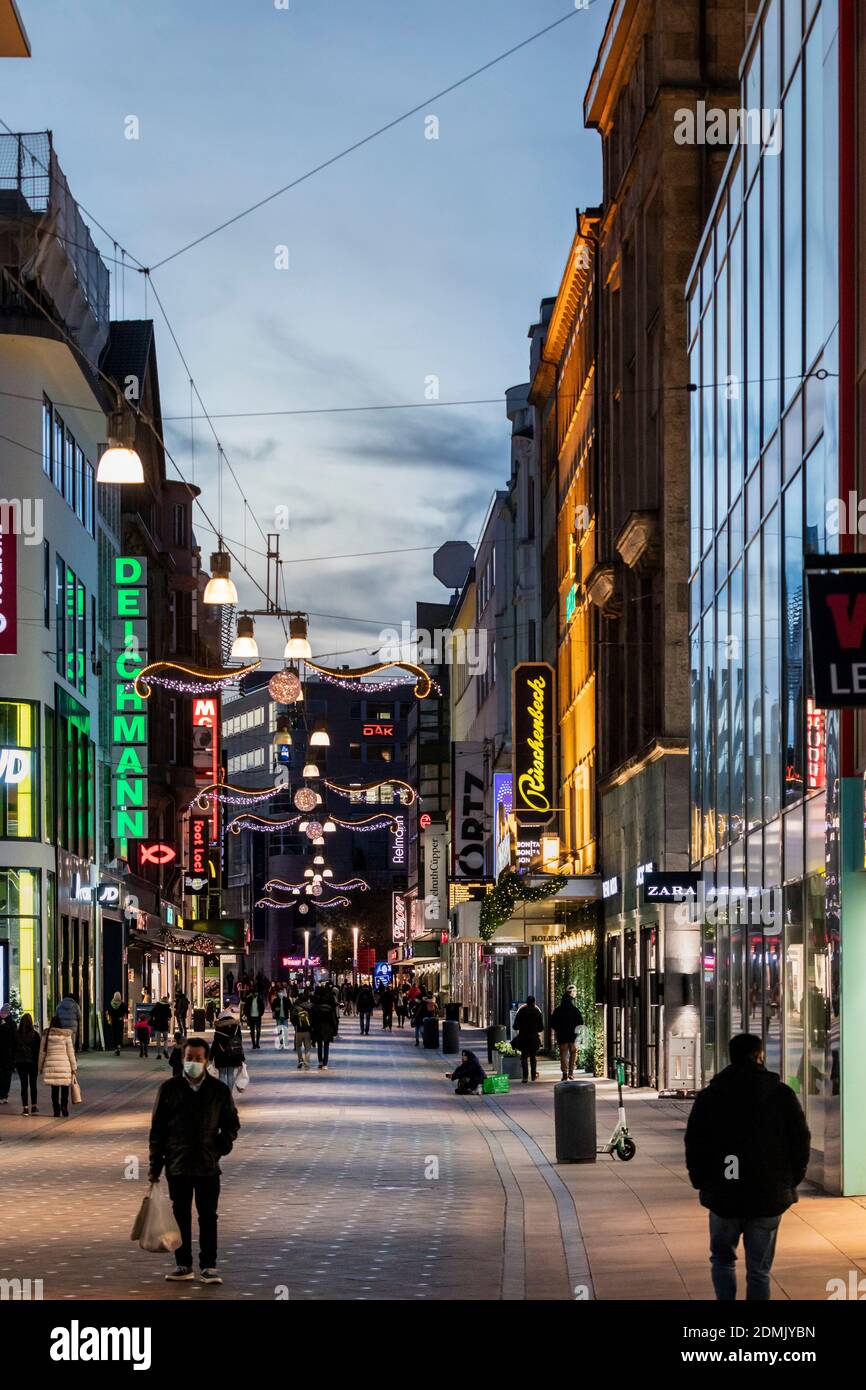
[482, 1074, 509, 1094]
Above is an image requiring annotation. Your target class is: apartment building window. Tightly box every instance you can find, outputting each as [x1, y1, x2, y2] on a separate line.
[0, 700, 38, 839]
[42, 396, 52, 476]
[52, 412, 64, 491]
[85, 462, 94, 535]
[43, 541, 50, 628]
[64, 428, 75, 507]
[172, 504, 187, 548]
[55, 556, 66, 675]
[74, 445, 85, 522]
[42, 398, 96, 534]
[349, 742, 361, 760]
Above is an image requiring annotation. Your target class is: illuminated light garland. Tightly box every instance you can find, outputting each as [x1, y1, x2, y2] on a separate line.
[133, 659, 260, 699]
[228, 813, 301, 835]
[313, 897, 351, 909]
[306, 659, 436, 699]
[191, 783, 282, 811]
[324, 777, 416, 806]
[256, 897, 298, 911]
[479, 870, 562, 942]
[265, 876, 370, 894]
[327, 812, 402, 834]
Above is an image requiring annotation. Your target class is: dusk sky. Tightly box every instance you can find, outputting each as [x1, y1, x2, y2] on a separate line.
[4, 0, 610, 663]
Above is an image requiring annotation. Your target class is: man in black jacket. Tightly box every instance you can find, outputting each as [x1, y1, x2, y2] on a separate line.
[148, 1037, 240, 1285]
[684, 1033, 811, 1301]
[512, 995, 545, 1082]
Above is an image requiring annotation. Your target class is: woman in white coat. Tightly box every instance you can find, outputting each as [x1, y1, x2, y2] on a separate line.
[38, 1016, 78, 1117]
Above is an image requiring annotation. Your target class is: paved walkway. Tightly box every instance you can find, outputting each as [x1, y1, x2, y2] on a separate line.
[0, 1016, 864, 1301]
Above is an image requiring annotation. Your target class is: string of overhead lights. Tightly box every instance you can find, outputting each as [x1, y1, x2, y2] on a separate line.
[323, 778, 416, 806]
[133, 660, 261, 699]
[307, 660, 436, 699]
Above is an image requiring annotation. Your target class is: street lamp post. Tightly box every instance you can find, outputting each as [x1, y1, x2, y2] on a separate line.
[303, 927, 310, 989]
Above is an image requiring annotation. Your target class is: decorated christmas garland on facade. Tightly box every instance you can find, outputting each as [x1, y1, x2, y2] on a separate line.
[479, 870, 561, 941]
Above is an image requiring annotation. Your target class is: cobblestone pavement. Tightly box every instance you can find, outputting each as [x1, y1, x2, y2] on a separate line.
[1, 1017, 864, 1302]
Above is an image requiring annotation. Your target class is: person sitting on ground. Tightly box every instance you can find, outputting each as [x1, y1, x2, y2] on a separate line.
[446, 1050, 486, 1095]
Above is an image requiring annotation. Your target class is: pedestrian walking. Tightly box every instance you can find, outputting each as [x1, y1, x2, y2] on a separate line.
[356, 982, 374, 1036]
[55, 994, 81, 1050]
[38, 1015, 78, 1117]
[148, 1035, 240, 1285]
[413, 993, 436, 1047]
[150, 997, 172, 1059]
[272, 985, 291, 1050]
[210, 1011, 245, 1092]
[446, 1049, 486, 1095]
[0, 1004, 15, 1104]
[105, 992, 128, 1054]
[512, 995, 545, 1083]
[174, 989, 190, 1039]
[242, 984, 265, 1050]
[379, 985, 395, 1031]
[135, 1013, 152, 1058]
[14, 1013, 40, 1114]
[168, 1031, 185, 1077]
[395, 989, 408, 1028]
[549, 986, 583, 1080]
[685, 1032, 811, 1302]
[291, 993, 313, 1070]
[310, 986, 338, 1070]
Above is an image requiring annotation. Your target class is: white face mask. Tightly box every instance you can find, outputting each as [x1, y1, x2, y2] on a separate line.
[183, 1060, 205, 1079]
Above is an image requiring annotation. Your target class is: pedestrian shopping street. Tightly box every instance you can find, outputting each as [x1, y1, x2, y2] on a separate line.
[1, 1016, 864, 1303]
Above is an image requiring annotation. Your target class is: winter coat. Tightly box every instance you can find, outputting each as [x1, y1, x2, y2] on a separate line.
[310, 996, 339, 1043]
[549, 998, 583, 1044]
[0, 1019, 15, 1064]
[38, 1025, 77, 1085]
[512, 1004, 545, 1045]
[54, 997, 81, 1034]
[150, 1002, 171, 1031]
[272, 993, 291, 1023]
[290, 1001, 313, 1034]
[13, 1027, 41, 1066]
[451, 1051, 486, 1088]
[356, 986, 375, 1013]
[242, 991, 266, 1022]
[684, 1063, 811, 1218]
[149, 1074, 240, 1179]
[379, 988, 395, 1013]
[210, 1020, 245, 1070]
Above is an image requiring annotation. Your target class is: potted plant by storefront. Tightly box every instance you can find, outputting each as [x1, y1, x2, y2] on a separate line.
[494, 1040, 524, 1080]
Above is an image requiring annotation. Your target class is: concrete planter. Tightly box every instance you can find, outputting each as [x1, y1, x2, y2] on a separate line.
[495, 1052, 523, 1080]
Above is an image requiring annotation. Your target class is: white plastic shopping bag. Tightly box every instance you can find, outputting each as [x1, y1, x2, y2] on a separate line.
[235, 1062, 250, 1092]
[136, 1181, 182, 1253]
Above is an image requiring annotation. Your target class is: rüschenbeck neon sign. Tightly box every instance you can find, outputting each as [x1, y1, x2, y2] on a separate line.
[111, 556, 148, 853]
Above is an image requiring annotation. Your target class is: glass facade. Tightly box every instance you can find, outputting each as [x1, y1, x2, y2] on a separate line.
[687, 0, 840, 1187]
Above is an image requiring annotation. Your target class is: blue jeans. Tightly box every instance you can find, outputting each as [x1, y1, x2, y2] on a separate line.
[709, 1213, 781, 1301]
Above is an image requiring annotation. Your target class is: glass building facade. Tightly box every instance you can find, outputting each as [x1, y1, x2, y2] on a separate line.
[687, 0, 841, 1189]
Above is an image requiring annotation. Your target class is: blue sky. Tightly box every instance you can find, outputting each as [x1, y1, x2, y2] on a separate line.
[4, 0, 610, 662]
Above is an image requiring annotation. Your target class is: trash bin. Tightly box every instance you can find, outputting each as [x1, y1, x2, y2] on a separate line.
[193, 1008, 207, 1032]
[441, 1019, 460, 1054]
[486, 1024, 506, 1063]
[422, 1016, 439, 1050]
[445, 1002, 461, 1022]
[554, 1080, 597, 1163]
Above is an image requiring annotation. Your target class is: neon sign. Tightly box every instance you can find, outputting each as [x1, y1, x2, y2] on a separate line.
[111, 556, 148, 851]
[138, 841, 177, 867]
[512, 662, 555, 823]
[363, 723, 393, 736]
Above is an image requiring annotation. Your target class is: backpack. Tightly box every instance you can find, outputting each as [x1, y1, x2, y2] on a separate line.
[295, 1007, 311, 1032]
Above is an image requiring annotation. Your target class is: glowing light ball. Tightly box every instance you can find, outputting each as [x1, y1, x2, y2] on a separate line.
[268, 668, 302, 703]
[304, 820, 323, 841]
[294, 787, 318, 812]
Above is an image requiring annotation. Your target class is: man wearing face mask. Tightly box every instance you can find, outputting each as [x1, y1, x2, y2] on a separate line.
[148, 1037, 240, 1285]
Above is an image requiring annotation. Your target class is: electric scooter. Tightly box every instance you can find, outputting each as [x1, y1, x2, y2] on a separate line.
[597, 1057, 636, 1161]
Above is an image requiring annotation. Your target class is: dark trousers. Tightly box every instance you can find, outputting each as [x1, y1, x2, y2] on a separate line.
[248, 1017, 262, 1048]
[396, 1010, 406, 1027]
[317, 1038, 331, 1065]
[382, 1011, 393, 1030]
[51, 1084, 69, 1115]
[519, 1043, 539, 1080]
[176, 1013, 188, 1039]
[359, 1011, 372, 1035]
[709, 1213, 781, 1301]
[167, 1175, 221, 1270]
[17, 1062, 37, 1106]
[138, 1034, 149, 1056]
[111, 1019, 125, 1051]
[0, 1064, 12, 1100]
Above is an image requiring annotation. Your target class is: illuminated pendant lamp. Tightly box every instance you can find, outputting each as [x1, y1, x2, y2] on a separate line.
[309, 719, 330, 748]
[203, 546, 237, 605]
[302, 760, 320, 779]
[273, 714, 292, 748]
[284, 613, 312, 661]
[322, 868, 333, 879]
[230, 613, 258, 662]
[96, 406, 144, 484]
[323, 819, 336, 834]
[313, 854, 325, 866]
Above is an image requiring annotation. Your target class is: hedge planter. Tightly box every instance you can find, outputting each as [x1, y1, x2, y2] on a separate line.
[495, 1053, 524, 1081]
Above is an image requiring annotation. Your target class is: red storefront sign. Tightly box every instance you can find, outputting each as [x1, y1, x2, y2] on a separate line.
[189, 815, 209, 877]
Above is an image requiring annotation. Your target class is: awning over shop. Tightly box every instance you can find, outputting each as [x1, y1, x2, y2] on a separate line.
[127, 916, 245, 957]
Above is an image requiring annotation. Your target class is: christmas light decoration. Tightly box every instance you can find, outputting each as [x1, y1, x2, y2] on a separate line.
[324, 777, 416, 806]
[306, 659, 434, 699]
[268, 667, 303, 703]
[298, 904, 309, 915]
[294, 787, 318, 812]
[191, 781, 281, 811]
[304, 821, 323, 841]
[228, 813, 301, 835]
[314, 897, 350, 910]
[311, 883, 323, 896]
[133, 659, 260, 699]
[479, 870, 562, 941]
[265, 875, 369, 894]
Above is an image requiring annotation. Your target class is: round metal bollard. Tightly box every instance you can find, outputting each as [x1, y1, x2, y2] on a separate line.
[422, 1016, 440, 1050]
[486, 1024, 506, 1063]
[554, 1080, 597, 1163]
[441, 1018, 460, 1054]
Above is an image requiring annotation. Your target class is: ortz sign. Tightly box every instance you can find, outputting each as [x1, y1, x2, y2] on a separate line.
[512, 662, 556, 824]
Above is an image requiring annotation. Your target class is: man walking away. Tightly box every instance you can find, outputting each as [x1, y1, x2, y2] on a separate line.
[549, 985, 583, 1080]
[291, 993, 313, 1070]
[149, 1037, 240, 1285]
[685, 1032, 810, 1302]
[310, 985, 338, 1070]
[273, 986, 291, 1050]
[380, 985, 395, 1031]
[356, 983, 375, 1036]
[106, 992, 128, 1054]
[174, 989, 190, 1039]
[243, 984, 265, 1050]
[512, 995, 545, 1083]
[55, 994, 82, 1051]
[150, 996, 172, 1059]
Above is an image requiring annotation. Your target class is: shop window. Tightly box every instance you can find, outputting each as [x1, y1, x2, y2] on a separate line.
[0, 701, 38, 839]
[0, 868, 39, 1017]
